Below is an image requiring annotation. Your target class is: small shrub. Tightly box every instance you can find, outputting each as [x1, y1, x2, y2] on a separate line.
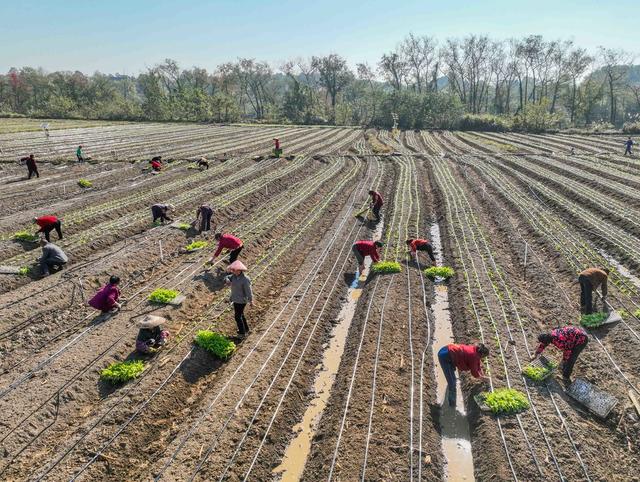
[580, 312, 607, 328]
[622, 121, 640, 134]
[371, 261, 402, 274]
[148, 288, 179, 304]
[78, 179, 92, 188]
[424, 266, 455, 280]
[13, 231, 39, 242]
[100, 360, 145, 384]
[195, 330, 236, 359]
[483, 388, 530, 415]
[185, 240, 208, 251]
[458, 114, 512, 132]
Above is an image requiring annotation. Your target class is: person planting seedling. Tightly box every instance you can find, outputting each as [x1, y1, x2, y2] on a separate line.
[210, 232, 244, 264]
[225, 260, 253, 337]
[578, 267, 608, 314]
[150, 155, 163, 171]
[135, 315, 170, 354]
[151, 203, 174, 224]
[273, 138, 282, 158]
[38, 239, 68, 277]
[437, 343, 490, 407]
[88, 275, 122, 313]
[193, 204, 214, 233]
[531, 325, 588, 380]
[197, 157, 210, 169]
[352, 239, 383, 274]
[406, 237, 436, 265]
[33, 214, 63, 241]
[364, 189, 384, 223]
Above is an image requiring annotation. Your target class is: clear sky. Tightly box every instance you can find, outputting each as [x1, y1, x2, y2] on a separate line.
[2, 0, 638, 74]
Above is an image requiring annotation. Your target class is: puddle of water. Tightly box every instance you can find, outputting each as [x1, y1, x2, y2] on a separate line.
[598, 249, 640, 290]
[273, 220, 384, 481]
[429, 223, 475, 481]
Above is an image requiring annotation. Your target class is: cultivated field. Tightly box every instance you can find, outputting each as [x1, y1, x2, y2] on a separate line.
[0, 122, 638, 481]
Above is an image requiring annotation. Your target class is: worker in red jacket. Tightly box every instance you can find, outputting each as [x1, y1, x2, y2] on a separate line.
[368, 190, 383, 222]
[352, 240, 383, 274]
[88, 275, 122, 313]
[33, 215, 63, 241]
[406, 238, 436, 264]
[438, 343, 490, 406]
[210, 233, 244, 264]
[21, 154, 39, 179]
[532, 326, 588, 380]
[150, 156, 163, 172]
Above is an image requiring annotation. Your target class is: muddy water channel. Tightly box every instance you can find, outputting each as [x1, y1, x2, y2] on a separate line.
[429, 223, 475, 481]
[274, 221, 384, 480]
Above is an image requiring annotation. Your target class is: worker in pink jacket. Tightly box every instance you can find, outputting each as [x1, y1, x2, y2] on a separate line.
[88, 276, 122, 313]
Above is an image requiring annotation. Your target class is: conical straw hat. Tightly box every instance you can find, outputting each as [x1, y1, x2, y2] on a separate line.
[227, 260, 248, 272]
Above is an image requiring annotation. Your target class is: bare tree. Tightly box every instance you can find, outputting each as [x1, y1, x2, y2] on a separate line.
[565, 48, 593, 124]
[378, 50, 407, 92]
[401, 33, 438, 93]
[598, 47, 635, 124]
[311, 54, 353, 123]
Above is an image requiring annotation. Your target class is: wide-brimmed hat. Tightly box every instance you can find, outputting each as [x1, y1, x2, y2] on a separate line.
[227, 260, 248, 272]
[136, 314, 166, 329]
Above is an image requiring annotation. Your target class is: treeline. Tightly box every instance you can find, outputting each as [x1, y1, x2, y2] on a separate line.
[1, 34, 639, 132]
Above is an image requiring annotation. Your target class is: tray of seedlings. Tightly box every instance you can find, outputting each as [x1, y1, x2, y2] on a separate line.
[474, 388, 530, 416]
[522, 355, 559, 382]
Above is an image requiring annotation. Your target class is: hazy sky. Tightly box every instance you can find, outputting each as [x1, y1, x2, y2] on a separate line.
[2, 0, 638, 74]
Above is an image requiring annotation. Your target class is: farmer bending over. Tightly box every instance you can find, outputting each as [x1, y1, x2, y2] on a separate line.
[532, 326, 588, 380]
[578, 267, 608, 314]
[368, 190, 384, 222]
[38, 239, 68, 276]
[151, 203, 173, 224]
[352, 240, 383, 274]
[210, 233, 243, 264]
[194, 204, 214, 233]
[34, 215, 63, 241]
[406, 238, 436, 264]
[438, 343, 490, 407]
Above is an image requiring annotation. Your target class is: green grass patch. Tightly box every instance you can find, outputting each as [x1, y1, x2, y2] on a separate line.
[483, 388, 530, 415]
[100, 360, 145, 384]
[13, 230, 39, 242]
[185, 240, 209, 251]
[194, 330, 236, 359]
[522, 359, 558, 382]
[424, 266, 455, 280]
[371, 261, 402, 274]
[148, 288, 179, 304]
[77, 178, 92, 188]
[580, 312, 607, 328]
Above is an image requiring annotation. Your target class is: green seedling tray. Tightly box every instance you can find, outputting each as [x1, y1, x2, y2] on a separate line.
[602, 310, 622, 326]
[522, 355, 557, 382]
[567, 377, 618, 419]
[474, 393, 492, 412]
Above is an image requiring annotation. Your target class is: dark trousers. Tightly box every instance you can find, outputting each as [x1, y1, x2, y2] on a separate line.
[352, 245, 364, 265]
[234, 303, 249, 334]
[417, 243, 436, 262]
[579, 275, 593, 314]
[625, 146, 632, 155]
[40, 259, 66, 276]
[28, 166, 39, 179]
[152, 206, 171, 223]
[438, 346, 457, 406]
[372, 204, 381, 221]
[563, 338, 588, 378]
[200, 209, 213, 232]
[228, 246, 243, 263]
[43, 220, 63, 241]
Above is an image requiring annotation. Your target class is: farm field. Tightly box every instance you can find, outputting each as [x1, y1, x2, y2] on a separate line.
[0, 122, 638, 481]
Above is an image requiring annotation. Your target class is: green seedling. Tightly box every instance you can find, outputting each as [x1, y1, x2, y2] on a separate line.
[18, 266, 31, 276]
[195, 330, 236, 359]
[100, 360, 145, 384]
[580, 312, 607, 328]
[634, 309, 640, 319]
[178, 223, 191, 231]
[483, 388, 530, 415]
[424, 266, 455, 280]
[148, 288, 179, 304]
[371, 261, 402, 274]
[77, 179, 92, 188]
[185, 240, 209, 252]
[13, 231, 39, 242]
[522, 360, 558, 382]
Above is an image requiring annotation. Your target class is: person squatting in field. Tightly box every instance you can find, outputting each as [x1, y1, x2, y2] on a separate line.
[34, 215, 63, 241]
[39, 239, 68, 276]
[150, 156, 163, 171]
[194, 204, 214, 233]
[625, 137, 634, 156]
[88, 275, 122, 313]
[406, 237, 436, 264]
[352, 240, 383, 273]
[225, 260, 253, 336]
[368, 189, 384, 222]
[21, 154, 39, 179]
[532, 325, 588, 379]
[438, 343, 490, 407]
[211, 232, 243, 264]
[578, 267, 608, 314]
[197, 157, 209, 169]
[151, 203, 173, 224]
[136, 317, 170, 354]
